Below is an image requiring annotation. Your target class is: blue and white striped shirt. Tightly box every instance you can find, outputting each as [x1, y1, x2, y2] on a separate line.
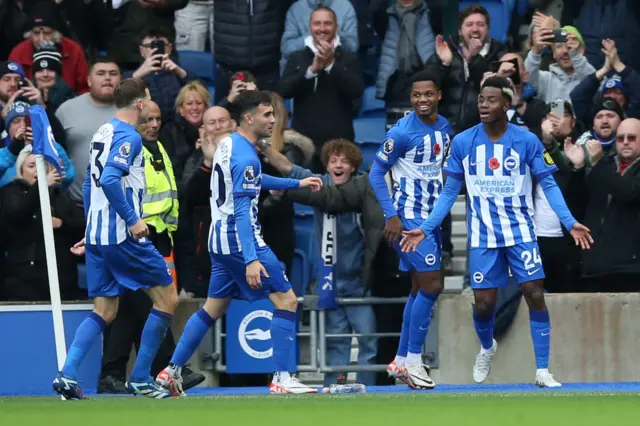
[375, 112, 451, 220]
[85, 119, 145, 246]
[208, 133, 266, 255]
[444, 123, 559, 248]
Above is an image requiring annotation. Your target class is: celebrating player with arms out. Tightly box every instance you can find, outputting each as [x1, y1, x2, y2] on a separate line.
[156, 91, 322, 395]
[53, 78, 179, 400]
[369, 71, 451, 389]
[401, 77, 593, 387]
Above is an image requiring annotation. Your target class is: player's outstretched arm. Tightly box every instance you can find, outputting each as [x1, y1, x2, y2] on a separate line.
[400, 175, 463, 252]
[538, 174, 593, 249]
[261, 173, 322, 192]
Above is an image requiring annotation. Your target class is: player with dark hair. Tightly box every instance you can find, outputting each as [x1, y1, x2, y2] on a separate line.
[155, 91, 323, 395]
[53, 78, 180, 400]
[369, 71, 451, 389]
[400, 76, 593, 387]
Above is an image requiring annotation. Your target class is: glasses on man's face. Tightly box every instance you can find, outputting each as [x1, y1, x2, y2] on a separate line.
[616, 134, 637, 144]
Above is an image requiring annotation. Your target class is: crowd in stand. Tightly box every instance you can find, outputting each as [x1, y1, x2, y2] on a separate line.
[1, 0, 639, 388]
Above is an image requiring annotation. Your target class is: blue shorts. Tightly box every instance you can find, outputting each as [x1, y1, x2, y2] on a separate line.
[85, 239, 174, 298]
[469, 241, 545, 289]
[396, 218, 442, 273]
[208, 246, 292, 301]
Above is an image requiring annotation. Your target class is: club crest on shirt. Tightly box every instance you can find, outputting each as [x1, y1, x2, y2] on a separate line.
[119, 142, 132, 157]
[504, 155, 519, 171]
[433, 143, 441, 156]
[543, 151, 555, 167]
[383, 138, 394, 154]
[244, 165, 256, 182]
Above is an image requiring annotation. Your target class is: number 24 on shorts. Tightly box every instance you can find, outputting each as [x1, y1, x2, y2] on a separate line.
[521, 247, 542, 270]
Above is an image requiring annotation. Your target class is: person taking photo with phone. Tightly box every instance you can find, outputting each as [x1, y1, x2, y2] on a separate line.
[127, 26, 196, 125]
[525, 13, 595, 104]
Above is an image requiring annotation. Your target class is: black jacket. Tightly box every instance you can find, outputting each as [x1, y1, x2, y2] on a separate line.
[578, 155, 640, 278]
[214, 0, 293, 70]
[1, 180, 85, 301]
[424, 36, 507, 134]
[159, 116, 200, 192]
[107, 0, 188, 66]
[280, 46, 364, 147]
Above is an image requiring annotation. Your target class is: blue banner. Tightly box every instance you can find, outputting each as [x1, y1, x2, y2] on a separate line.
[225, 299, 298, 373]
[0, 305, 101, 396]
[29, 105, 63, 174]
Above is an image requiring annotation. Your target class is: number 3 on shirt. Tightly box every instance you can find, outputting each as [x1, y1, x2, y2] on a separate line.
[91, 142, 105, 187]
[213, 164, 226, 207]
[521, 247, 542, 270]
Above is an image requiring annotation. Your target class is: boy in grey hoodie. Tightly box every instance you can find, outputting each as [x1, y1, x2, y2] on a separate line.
[260, 138, 377, 387]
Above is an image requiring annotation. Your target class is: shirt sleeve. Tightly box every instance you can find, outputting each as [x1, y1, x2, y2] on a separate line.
[375, 126, 408, 166]
[231, 154, 260, 197]
[442, 134, 465, 179]
[106, 132, 142, 175]
[261, 174, 301, 190]
[527, 133, 558, 180]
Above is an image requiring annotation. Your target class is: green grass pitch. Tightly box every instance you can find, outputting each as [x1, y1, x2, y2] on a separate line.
[2, 393, 639, 426]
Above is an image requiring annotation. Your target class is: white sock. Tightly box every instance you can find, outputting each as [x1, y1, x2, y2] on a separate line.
[536, 368, 549, 375]
[274, 371, 290, 382]
[168, 364, 182, 376]
[394, 355, 406, 368]
[480, 341, 496, 354]
[406, 352, 422, 366]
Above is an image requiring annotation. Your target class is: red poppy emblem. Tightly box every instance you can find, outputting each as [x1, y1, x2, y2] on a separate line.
[433, 143, 441, 155]
[489, 157, 500, 170]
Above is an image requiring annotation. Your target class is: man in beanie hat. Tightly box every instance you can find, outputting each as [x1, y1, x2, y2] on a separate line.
[0, 101, 30, 182]
[0, 61, 25, 108]
[8, 2, 89, 94]
[31, 42, 74, 114]
[0, 100, 75, 188]
[0, 61, 45, 135]
[551, 97, 624, 174]
[570, 38, 640, 127]
[525, 21, 595, 103]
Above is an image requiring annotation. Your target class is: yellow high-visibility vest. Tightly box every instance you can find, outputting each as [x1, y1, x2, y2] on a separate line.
[142, 141, 179, 238]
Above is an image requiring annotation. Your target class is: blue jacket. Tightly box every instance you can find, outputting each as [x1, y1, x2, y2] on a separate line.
[288, 165, 366, 295]
[281, 0, 359, 64]
[375, 2, 435, 99]
[123, 69, 196, 125]
[0, 137, 75, 188]
[0, 146, 18, 182]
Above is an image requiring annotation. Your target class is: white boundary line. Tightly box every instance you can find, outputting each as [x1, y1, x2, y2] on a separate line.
[0, 304, 94, 313]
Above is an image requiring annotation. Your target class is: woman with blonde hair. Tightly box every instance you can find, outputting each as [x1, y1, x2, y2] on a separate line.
[159, 81, 211, 189]
[257, 91, 314, 277]
[0, 146, 85, 301]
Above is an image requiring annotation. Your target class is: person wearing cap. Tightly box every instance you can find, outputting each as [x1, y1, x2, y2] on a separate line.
[536, 99, 584, 292]
[525, 23, 595, 104]
[0, 101, 75, 189]
[30, 42, 74, 114]
[549, 97, 624, 175]
[570, 38, 640, 128]
[0, 102, 30, 183]
[8, 2, 89, 94]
